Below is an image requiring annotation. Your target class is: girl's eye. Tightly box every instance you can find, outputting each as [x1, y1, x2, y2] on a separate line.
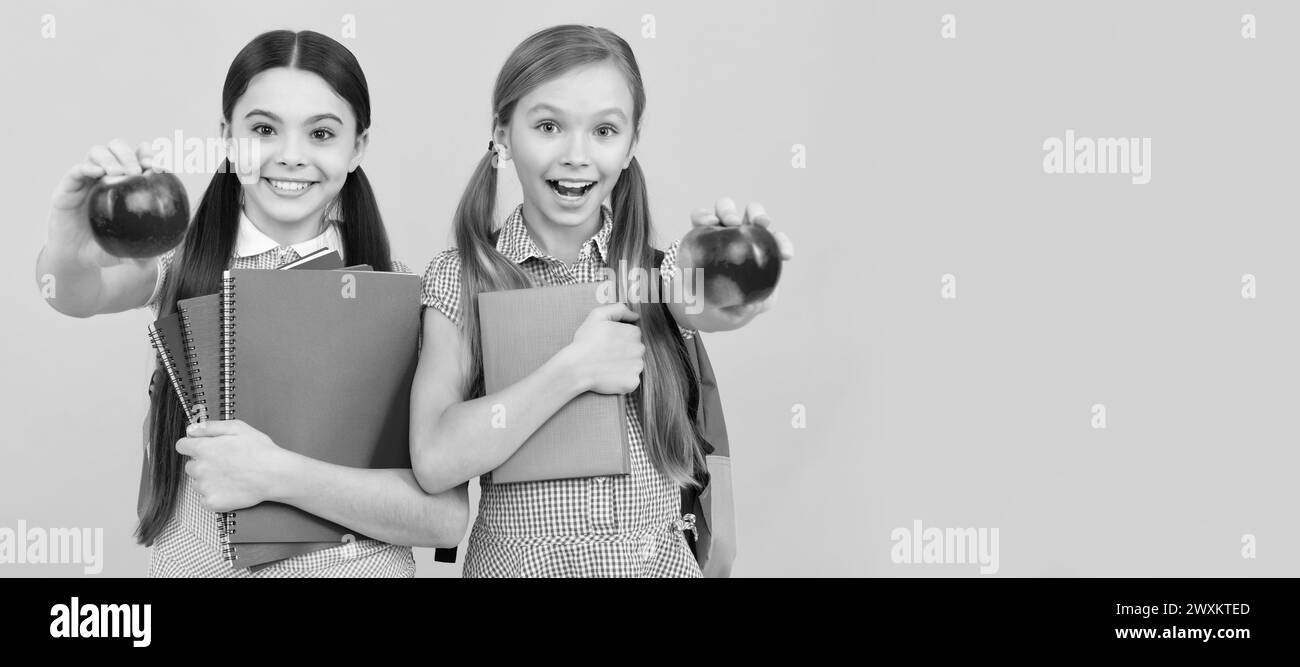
[596, 126, 618, 138]
[252, 124, 275, 137]
[311, 128, 335, 141]
[538, 121, 559, 134]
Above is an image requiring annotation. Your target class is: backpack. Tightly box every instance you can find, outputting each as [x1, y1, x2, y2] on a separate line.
[655, 247, 736, 577]
[676, 325, 737, 578]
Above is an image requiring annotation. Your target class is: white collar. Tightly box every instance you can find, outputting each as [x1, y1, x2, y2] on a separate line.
[233, 210, 343, 259]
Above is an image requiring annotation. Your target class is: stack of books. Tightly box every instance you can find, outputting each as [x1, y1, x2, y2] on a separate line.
[146, 249, 420, 570]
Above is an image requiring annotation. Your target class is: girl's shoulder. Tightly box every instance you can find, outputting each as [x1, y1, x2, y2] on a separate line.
[420, 248, 464, 292]
[419, 248, 466, 325]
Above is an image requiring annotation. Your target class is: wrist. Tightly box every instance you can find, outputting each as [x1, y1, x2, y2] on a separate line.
[42, 230, 87, 269]
[47, 209, 90, 248]
[263, 446, 308, 505]
[548, 345, 590, 398]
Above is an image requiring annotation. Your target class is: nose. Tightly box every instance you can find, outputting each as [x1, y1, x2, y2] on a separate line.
[560, 133, 590, 168]
[276, 132, 307, 169]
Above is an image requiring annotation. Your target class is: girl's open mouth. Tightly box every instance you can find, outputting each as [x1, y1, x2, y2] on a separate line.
[264, 178, 317, 196]
[547, 179, 596, 200]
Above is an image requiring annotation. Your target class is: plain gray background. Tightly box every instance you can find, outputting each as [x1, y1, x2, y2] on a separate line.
[1, 0, 1293, 577]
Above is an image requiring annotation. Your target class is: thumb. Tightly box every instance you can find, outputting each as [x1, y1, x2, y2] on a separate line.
[590, 302, 640, 324]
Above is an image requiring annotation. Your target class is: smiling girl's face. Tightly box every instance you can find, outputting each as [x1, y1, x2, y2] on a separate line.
[500, 60, 637, 236]
[224, 67, 367, 234]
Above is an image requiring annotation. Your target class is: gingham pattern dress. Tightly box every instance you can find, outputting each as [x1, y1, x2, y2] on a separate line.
[142, 215, 416, 577]
[421, 204, 703, 578]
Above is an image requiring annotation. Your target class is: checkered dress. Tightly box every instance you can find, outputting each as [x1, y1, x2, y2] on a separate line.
[420, 204, 703, 578]
[142, 236, 417, 578]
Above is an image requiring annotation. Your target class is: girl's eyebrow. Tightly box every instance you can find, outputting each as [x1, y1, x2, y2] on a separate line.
[244, 109, 280, 121]
[526, 103, 627, 122]
[596, 108, 628, 122]
[244, 109, 343, 125]
[306, 113, 344, 125]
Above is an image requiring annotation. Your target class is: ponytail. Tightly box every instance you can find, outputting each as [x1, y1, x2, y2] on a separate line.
[610, 157, 706, 489]
[453, 149, 531, 400]
[337, 166, 393, 272]
[610, 156, 650, 252]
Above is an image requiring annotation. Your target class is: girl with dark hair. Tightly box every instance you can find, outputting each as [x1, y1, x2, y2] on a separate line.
[409, 25, 793, 577]
[36, 30, 467, 577]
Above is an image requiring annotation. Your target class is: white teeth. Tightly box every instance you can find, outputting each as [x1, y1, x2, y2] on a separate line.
[268, 179, 311, 191]
[556, 180, 594, 188]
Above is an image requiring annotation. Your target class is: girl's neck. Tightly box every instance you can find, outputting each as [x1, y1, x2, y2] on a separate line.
[243, 205, 329, 247]
[519, 201, 602, 266]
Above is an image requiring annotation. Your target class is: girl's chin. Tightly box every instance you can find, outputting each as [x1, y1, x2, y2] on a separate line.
[544, 210, 597, 226]
[247, 198, 328, 226]
[535, 195, 605, 226]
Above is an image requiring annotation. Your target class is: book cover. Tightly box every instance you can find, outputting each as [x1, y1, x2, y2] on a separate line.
[221, 268, 420, 544]
[479, 282, 631, 484]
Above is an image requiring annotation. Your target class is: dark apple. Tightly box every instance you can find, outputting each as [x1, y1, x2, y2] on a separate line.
[87, 171, 191, 259]
[681, 222, 782, 307]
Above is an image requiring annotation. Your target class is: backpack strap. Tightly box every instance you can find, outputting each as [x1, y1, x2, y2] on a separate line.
[654, 248, 736, 576]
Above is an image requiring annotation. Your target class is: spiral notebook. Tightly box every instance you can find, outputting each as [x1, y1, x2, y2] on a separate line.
[175, 294, 221, 421]
[219, 268, 420, 553]
[172, 251, 350, 569]
[146, 313, 197, 415]
[478, 282, 631, 484]
[175, 250, 347, 421]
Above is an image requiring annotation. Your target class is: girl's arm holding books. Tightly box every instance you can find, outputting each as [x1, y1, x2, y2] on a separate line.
[176, 420, 469, 549]
[409, 301, 645, 495]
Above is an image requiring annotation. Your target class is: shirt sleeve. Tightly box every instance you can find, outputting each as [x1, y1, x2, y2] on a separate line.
[659, 239, 696, 341]
[420, 249, 464, 328]
[144, 248, 177, 314]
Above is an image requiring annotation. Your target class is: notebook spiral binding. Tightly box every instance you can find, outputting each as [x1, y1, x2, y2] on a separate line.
[146, 325, 192, 416]
[218, 512, 237, 560]
[218, 273, 237, 561]
[177, 308, 205, 411]
[219, 275, 237, 421]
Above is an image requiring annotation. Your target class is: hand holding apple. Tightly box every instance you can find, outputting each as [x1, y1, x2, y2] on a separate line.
[49, 139, 186, 267]
[87, 170, 190, 259]
[678, 198, 793, 328]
